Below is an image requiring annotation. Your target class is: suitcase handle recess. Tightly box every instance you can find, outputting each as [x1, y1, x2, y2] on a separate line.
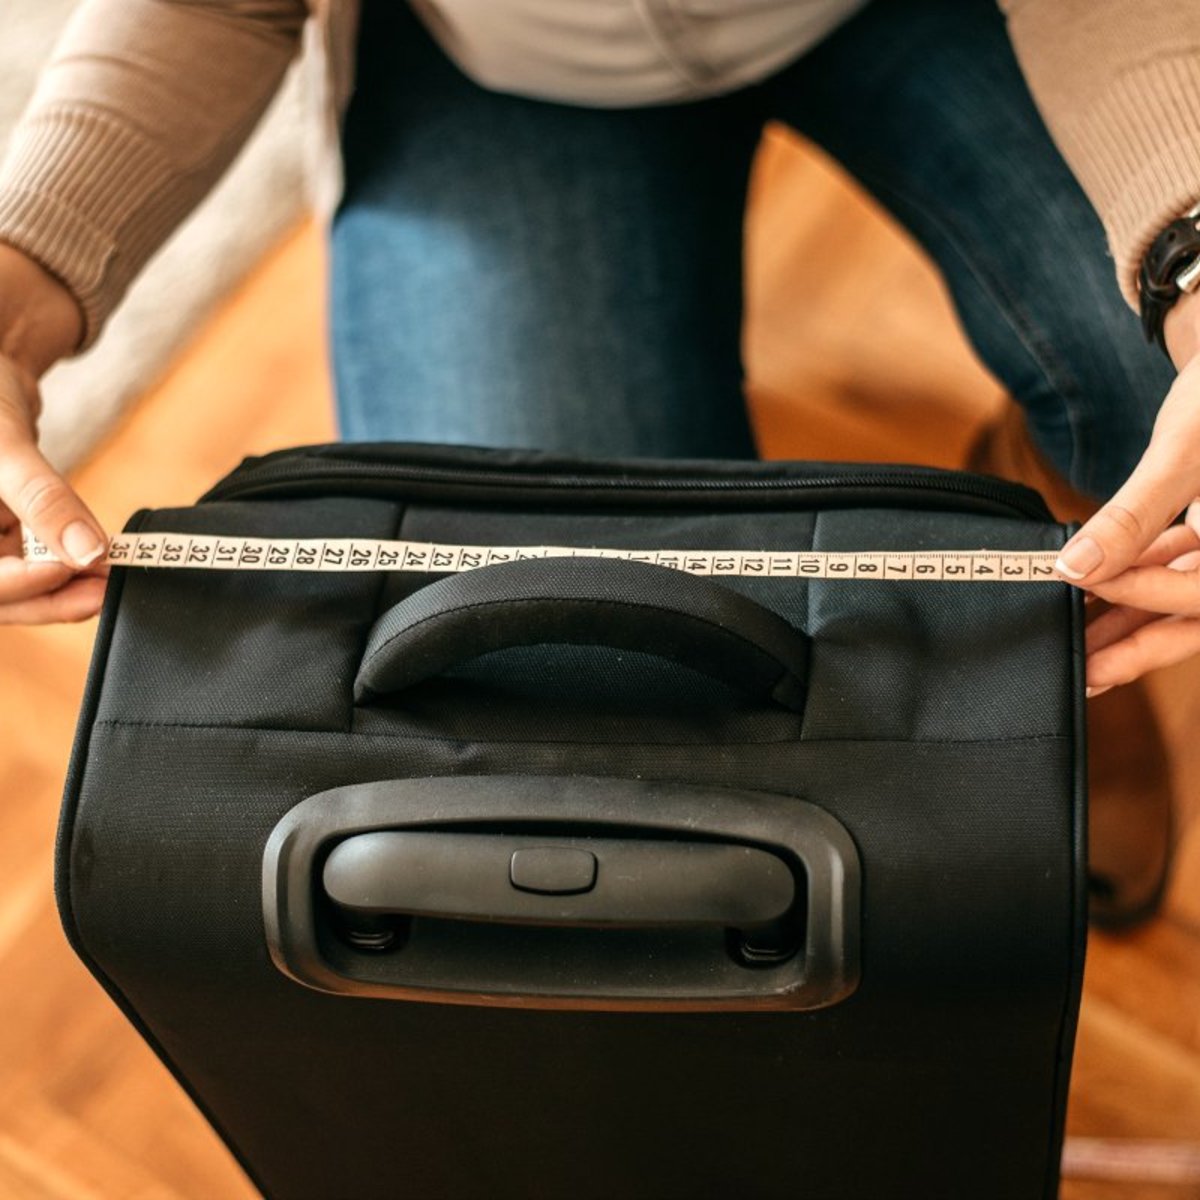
[262, 776, 861, 1011]
[353, 556, 809, 711]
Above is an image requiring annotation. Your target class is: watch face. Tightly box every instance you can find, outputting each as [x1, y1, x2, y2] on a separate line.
[1177, 255, 1200, 294]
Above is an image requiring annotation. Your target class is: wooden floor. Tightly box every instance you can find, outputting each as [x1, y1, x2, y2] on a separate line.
[0, 127, 1198, 1198]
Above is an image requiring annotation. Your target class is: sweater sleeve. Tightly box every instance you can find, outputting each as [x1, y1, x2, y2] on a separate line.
[0, 0, 308, 351]
[1000, 0, 1200, 308]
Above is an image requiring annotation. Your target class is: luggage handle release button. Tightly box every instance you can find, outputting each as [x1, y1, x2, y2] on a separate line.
[509, 846, 597, 895]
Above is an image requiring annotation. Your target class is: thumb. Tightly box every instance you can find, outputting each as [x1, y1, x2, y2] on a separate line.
[0, 370, 106, 569]
[1055, 448, 1196, 585]
[0, 440, 107, 568]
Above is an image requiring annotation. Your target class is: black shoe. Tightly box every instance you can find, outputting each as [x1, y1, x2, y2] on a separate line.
[1086, 681, 1174, 930]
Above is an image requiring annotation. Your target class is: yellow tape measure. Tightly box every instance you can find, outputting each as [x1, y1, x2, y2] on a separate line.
[23, 531, 1064, 582]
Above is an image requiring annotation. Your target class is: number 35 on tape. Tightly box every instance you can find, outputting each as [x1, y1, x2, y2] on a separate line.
[23, 531, 1064, 582]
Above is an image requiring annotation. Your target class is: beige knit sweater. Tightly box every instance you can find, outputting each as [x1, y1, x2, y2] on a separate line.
[0, 0, 1198, 352]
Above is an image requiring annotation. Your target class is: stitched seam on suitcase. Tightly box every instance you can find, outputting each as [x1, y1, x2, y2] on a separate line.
[348, 500, 409, 733]
[88, 718, 1070, 747]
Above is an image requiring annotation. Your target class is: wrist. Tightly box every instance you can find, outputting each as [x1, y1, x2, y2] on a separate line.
[1165, 287, 1200, 369]
[0, 241, 83, 376]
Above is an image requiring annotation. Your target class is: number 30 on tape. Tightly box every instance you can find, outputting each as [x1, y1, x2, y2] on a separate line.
[23, 531, 1064, 582]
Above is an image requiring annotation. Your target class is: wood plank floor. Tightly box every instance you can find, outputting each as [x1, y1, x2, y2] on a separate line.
[0, 128, 1197, 1198]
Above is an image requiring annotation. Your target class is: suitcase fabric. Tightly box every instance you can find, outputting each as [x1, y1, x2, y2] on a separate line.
[57, 442, 1086, 1200]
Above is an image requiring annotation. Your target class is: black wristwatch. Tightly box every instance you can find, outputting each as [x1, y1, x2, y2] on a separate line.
[1138, 200, 1200, 357]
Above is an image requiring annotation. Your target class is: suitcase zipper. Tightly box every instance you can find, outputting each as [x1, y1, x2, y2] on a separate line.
[201, 448, 1053, 521]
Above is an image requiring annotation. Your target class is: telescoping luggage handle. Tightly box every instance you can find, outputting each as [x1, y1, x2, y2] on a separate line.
[353, 555, 810, 710]
[322, 833, 796, 944]
[263, 775, 860, 1012]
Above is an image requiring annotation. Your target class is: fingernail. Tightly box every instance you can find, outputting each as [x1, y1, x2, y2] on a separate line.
[61, 521, 106, 567]
[1085, 685, 1114, 699]
[1055, 536, 1104, 580]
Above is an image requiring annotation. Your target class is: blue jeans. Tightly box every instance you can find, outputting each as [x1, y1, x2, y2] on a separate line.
[331, 0, 1174, 500]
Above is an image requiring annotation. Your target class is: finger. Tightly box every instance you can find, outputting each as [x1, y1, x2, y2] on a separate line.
[0, 574, 107, 625]
[1056, 475, 1195, 587]
[1084, 543, 1200, 616]
[1079, 528, 1200, 621]
[0, 557, 75, 603]
[1134, 522, 1200, 567]
[0, 432, 107, 571]
[1085, 602, 1161, 655]
[0, 555, 109, 602]
[1168, 549, 1200, 572]
[1086, 614, 1200, 689]
[1088, 561, 1200, 614]
[1076, 540, 1200, 619]
[1056, 372, 1200, 586]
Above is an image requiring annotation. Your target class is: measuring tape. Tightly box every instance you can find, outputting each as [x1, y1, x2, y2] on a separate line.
[23, 531, 1063, 582]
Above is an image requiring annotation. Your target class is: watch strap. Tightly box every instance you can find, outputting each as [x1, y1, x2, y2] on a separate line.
[1139, 201, 1200, 355]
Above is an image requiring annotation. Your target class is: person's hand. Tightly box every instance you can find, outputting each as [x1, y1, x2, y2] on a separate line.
[1056, 288, 1200, 694]
[0, 243, 108, 625]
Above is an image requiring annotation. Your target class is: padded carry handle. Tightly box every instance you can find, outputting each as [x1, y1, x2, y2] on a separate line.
[353, 556, 809, 710]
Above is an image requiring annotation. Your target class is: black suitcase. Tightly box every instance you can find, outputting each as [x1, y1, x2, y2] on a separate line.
[57, 442, 1086, 1199]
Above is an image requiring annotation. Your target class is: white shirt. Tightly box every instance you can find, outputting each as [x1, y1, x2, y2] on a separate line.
[409, 0, 868, 107]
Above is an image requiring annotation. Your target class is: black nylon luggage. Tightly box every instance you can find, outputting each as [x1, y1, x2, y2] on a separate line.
[57, 442, 1086, 1200]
